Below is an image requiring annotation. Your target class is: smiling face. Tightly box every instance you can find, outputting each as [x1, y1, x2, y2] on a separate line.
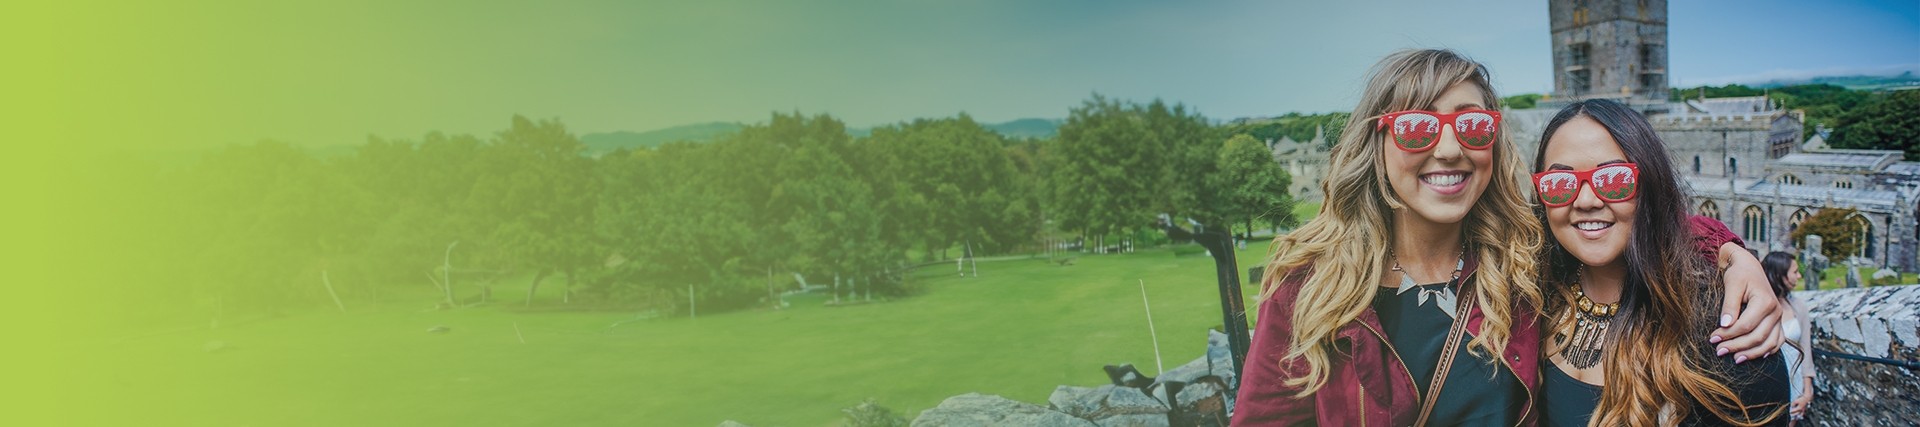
[1542, 116, 1638, 269]
[1383, 81, 1496, 228]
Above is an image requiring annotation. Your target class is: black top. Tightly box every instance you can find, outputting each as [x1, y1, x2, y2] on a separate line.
[1541, 363, 1600, 427]
[1373, 280, 1524, 427]
[1538, 309, 1792, 427]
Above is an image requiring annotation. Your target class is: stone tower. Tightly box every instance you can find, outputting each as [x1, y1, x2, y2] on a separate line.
[1548, 0, 1669, 113]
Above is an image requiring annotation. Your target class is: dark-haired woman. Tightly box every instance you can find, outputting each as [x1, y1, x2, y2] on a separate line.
[1532, 99, 1789, 426]
[1761, 252, 1815, 424]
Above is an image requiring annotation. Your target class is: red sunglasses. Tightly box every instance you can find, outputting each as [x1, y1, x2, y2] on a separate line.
[1376, 109, 1502, 152]
[1531, 163, 1640, 207]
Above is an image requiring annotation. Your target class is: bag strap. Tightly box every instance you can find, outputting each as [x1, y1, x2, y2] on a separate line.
[1414, 288, 1476, 427]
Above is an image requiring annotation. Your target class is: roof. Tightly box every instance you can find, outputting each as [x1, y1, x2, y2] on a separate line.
[1683, 96, 1775, 115]
[1685, 175, 1907, 208]
[1775, 151, 1900, 170]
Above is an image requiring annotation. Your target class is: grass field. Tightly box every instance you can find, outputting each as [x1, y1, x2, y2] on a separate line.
[59, 243, 1277, 426]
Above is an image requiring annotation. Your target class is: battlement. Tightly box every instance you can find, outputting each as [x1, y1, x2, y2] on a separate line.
[1649, 113, 1777, 129]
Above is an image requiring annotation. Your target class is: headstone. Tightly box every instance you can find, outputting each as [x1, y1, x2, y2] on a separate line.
[1846, 265, 1864, 288]
[1801, 235, 1831, 291]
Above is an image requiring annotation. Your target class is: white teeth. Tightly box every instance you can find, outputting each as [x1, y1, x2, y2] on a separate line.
[1422, 173, 1465, 186]
[1575, 221, 1610, 231]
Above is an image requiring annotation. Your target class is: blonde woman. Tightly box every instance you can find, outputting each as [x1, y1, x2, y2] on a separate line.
[1231, 49, 1783, 426]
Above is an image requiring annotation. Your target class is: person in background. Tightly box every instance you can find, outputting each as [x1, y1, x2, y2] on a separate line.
[1762, 252, 1816, 424]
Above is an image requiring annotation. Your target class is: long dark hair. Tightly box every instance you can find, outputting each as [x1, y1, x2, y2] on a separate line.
[1533, 99, 1777, 426]
[1762, 252, 1798, 298]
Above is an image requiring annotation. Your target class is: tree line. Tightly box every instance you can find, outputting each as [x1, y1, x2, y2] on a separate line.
[112, 96, 1298, 318]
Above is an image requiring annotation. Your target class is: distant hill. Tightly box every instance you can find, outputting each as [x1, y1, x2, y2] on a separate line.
[985, 118, 1062, 139]
[1725, 71, 1920, 92]
[593, 118, 1061, 152]
[851, 118, 1061, 139]
[580, 122, 743, 153]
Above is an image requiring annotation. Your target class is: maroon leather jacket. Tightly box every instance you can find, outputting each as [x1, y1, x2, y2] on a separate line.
[1231, 256, 1542, 427]
[1232, 216, 1742, 426]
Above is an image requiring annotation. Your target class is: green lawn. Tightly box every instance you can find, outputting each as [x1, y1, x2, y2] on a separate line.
[60, 244, 1276, 426]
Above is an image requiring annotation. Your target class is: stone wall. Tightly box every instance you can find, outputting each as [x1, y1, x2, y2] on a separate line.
[1654, 116, 1774, 179]
[1796, 285, 1920, 427]
[908, 331, 1237, 427]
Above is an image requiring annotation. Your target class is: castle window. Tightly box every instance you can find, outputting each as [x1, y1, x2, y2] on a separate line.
[1693, 156, 1701, 173]
[1742, 206, 1767, 244]
[1571, 43, 1590, 67]
[1788, 209, 1809, 232]
[1699, 201, 1720, 221]
[1728, 158, 1738, 176]
[1849, 214, 1873, 259]
[1834, 180, 1854, 189]
[1779, 174, 1802, 185]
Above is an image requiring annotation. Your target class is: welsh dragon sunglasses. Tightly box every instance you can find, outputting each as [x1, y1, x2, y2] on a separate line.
[1531, 163, 1640, 207]
[1375, 109, 1502, 152]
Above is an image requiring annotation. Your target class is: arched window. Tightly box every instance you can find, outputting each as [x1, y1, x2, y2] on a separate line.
[1787, 209, 1810, 233]
[1693, 156, 1702, 173]
[1849, 214, 1874, 259]
[1742, 206, 1767, 243]
[1699, 201, 1720, 220]
[1834, 180, 1854, 189]
[1779, 174, 1802, 185]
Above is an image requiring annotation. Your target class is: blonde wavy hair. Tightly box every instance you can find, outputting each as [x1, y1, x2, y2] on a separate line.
[1259, 49, 1544, 395]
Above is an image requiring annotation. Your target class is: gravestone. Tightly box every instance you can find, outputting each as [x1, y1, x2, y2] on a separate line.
[1801, 235, 1831, 291]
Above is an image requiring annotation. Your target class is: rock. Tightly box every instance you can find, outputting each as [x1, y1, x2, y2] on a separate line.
[1096, 385, 1168, 419]
[1873, 268, 1898, 280]
[427, 325, 451, 334]
[1156, 357, 1211, 384]
[1171, 380, 1230, 427]
[1047, 384, 1167, 423]
[1091, 414, 1167, 427]
[911, 393, 1093, 427]
[1048, 385, 1106, 418]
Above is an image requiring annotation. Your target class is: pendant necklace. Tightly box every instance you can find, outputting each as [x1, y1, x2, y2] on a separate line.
[1565, 267, 1619, 369]
[1389, 245, 1466, 319]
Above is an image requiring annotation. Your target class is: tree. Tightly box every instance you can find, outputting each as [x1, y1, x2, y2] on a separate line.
[465, 115, 599, 306]
[1829, 90, 1920, 161]
[1790, 208, 1865, 262]
[1211, 134, 1297, 238]
[1050, 95, 1215, 250]
[1502, 93, 1542, 109]
[860, 115, 1034, 259]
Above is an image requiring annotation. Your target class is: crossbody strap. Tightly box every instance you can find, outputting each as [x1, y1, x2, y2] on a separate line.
[1413, 288, 1476, 427]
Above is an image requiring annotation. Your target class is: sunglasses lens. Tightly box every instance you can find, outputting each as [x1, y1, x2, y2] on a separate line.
[1591, 165, 1638, 201]
[1536, 172, 1579, 205]
[1392, 113, 1441, 150]
[1454, 112, 1498, 148]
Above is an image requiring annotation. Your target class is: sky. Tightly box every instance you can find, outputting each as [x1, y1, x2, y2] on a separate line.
[10, 0, 1919, 151]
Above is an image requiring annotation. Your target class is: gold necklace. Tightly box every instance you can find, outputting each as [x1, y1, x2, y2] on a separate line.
[1564, 268, 1619, 369]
